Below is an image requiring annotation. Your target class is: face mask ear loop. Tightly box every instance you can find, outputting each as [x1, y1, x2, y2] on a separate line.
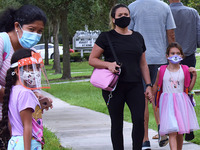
[18, 24, 23, 30]
[16, 24, 23, 41]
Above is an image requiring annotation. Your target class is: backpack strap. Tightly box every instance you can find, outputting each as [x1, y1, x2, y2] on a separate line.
[181, 64, 191, 94]
[155, 65, 167, 110]
[0, 32, 11, 61]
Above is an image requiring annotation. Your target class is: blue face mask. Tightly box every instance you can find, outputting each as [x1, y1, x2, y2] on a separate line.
[17, 26, 42, 49]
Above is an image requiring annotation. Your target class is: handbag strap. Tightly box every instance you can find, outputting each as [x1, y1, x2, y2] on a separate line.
[105, 33, 121, 65]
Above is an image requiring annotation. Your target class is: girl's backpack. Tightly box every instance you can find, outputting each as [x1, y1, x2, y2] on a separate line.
[155, 65, 191, 109]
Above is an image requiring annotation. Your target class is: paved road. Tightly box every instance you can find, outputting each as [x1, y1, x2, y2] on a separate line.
[42, 90, 200, 150]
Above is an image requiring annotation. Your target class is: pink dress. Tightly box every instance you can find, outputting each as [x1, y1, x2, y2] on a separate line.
[159, 67, 199, 136]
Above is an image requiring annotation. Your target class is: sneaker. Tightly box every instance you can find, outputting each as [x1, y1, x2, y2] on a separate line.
[142, 140, 151, 150]
[158, 124, 168, 147]
[185, 131, 194, 141]
[158, 134, 168, 147]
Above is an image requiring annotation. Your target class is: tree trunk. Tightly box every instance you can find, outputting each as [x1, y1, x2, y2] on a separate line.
[61, 7, 71, 79]
[44, 25, 50, 65]
[52, 19, 61, 73]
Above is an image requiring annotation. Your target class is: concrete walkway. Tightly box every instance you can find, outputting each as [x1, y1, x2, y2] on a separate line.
[42, 90, 200, 150]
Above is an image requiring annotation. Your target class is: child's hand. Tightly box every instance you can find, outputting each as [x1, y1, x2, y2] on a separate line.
[188, 67, 197, 77]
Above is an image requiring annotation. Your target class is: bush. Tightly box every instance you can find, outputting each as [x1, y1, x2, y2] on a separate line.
[60, 52, 90, 62]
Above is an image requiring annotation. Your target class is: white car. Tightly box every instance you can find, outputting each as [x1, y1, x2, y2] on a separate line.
[33, 43, 63, 59]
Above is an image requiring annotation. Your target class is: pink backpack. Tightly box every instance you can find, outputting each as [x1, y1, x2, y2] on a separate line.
[155, 65, 191, 109]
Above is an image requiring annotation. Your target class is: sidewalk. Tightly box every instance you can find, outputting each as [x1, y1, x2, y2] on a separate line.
[42, 90, 200, 150]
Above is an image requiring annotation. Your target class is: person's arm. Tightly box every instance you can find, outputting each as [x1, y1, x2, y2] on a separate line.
[20, 108, 32, 150]
[196, 13, 200, 47]
[152, 71, 159, 96]
[89, 43, 120, 74]
[167, 29, 175, 44]
[188, 67, 197, 92]
[0, 85, 4, 103]
[140, 52, 153, 102]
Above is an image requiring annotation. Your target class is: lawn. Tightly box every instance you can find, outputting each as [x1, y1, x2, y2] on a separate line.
[43, 56, 200, 146]
[43, 128, 71, 150]
[44, 60, 93, 82]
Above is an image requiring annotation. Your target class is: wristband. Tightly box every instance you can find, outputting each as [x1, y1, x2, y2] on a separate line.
[146, 83, 153, 88]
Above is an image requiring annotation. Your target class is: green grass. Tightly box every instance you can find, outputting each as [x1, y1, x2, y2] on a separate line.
[43, 57, 200, 145]
[196, 48, 200, 53]
[44, 60, 93, 82]
[43, 127, 71, 150]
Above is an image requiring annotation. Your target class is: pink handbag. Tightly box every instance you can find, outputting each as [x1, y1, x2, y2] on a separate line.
[90, 33, 121, 92]
[90, 68, 120, 91]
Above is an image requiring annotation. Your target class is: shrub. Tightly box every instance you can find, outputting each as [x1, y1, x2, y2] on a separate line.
[60, 52, 90, 62]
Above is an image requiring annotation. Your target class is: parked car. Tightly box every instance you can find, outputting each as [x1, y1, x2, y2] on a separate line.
[33, 43, 74, 59]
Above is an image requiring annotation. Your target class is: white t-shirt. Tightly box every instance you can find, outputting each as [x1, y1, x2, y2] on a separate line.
[162, 66, 185, 93]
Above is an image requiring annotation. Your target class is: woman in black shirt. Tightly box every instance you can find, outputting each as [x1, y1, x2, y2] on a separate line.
[89, 4, 152, 150]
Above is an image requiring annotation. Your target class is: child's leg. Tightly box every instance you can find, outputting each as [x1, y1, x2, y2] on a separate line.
[152, 100, 159, 125]
[143, 98, 149, 142]
[177, 134, 183, 150]
[169, 132, 177, 150]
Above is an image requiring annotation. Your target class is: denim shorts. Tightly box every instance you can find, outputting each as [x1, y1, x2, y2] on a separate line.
[7, 136, 42, 150]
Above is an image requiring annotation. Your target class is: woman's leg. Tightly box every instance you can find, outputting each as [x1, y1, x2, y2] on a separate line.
[177, 134, 183, 150]
[102, 83, 125, 150]
[126, 83, 145, 150]
[169, 132, 177, 150]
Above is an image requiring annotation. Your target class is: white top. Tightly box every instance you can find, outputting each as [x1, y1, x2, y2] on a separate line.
[162, 66, 184, 93]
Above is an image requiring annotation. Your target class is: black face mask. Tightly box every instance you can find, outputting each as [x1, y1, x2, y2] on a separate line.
[115, 16, 131, 28]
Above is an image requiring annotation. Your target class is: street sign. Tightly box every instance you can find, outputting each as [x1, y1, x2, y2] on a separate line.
[73, 30, 101, 50]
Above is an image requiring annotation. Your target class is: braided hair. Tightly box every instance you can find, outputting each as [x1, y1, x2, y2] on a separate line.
[0, 48, 34, 149]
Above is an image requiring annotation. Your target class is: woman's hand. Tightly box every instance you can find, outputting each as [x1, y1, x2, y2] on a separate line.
[145, 86, 153, 103]
[107, 62, 120, 74]
[188, 67, 197, 77]
[34, 92, 53, 110]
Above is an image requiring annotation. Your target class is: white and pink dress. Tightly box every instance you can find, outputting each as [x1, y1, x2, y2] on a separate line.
[159, 66, 199, 136]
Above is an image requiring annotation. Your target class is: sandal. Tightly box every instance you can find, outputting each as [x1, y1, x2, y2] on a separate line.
[152, 134, 159, 139]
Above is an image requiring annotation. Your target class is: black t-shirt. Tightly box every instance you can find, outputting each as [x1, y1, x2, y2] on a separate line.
[95, 30, 146, 82]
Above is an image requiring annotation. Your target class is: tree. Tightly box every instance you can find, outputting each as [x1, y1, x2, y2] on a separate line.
[188, 0, 200, 13]
[33, 0, 62, 74]
[60, 0, 72, 79]
[0, 0, 20, 11]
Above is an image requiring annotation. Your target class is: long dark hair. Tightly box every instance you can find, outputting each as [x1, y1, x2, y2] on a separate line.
[0, 4, 47, 32]
[0, 49, 33, 149]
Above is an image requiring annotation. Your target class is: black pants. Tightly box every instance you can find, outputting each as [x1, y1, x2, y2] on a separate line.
[181, 53, 196, 67]
[102, 81, 145, 150]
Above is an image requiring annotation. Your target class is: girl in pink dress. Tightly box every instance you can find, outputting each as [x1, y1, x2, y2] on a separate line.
[154, 42, 199, 150]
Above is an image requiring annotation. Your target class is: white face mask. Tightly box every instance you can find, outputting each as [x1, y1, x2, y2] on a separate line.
[167, 55, 183, 64]
[22, 70, 41, 87]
